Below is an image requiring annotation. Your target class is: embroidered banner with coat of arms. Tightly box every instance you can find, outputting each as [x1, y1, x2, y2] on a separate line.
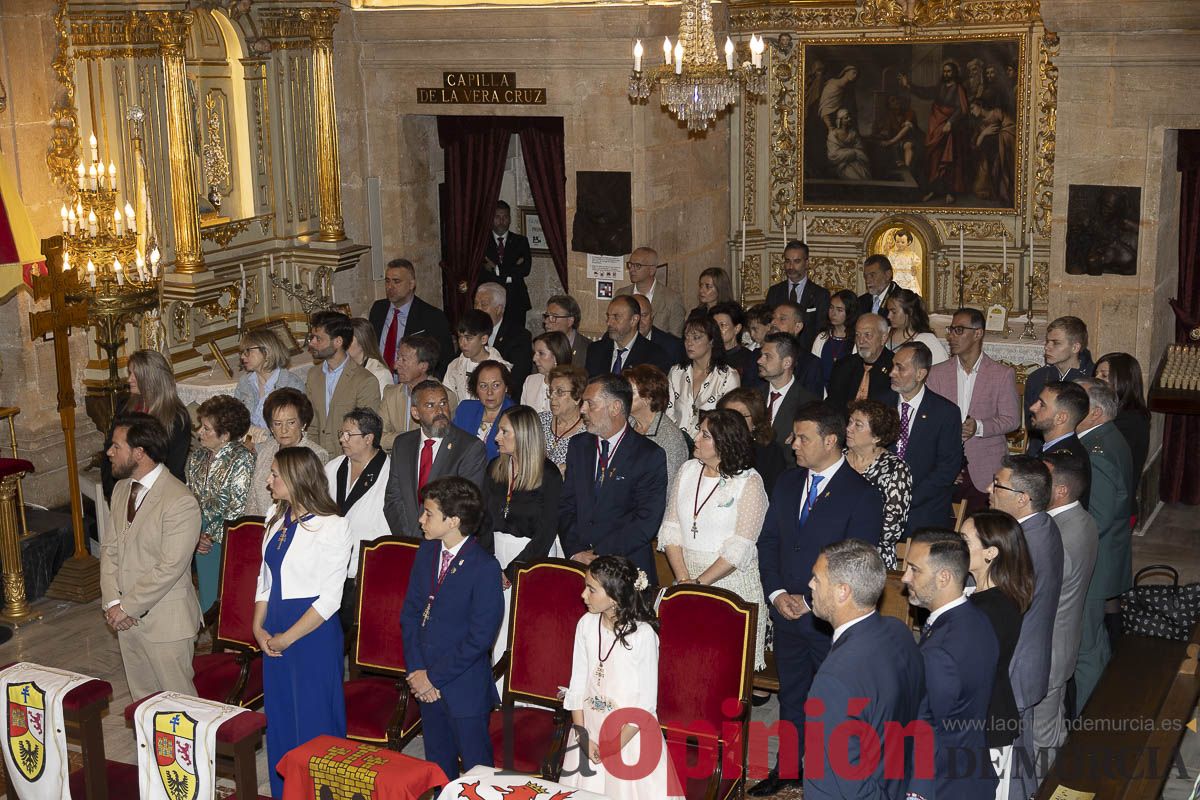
[0, 662, 94, 800]
[134, 691, 247, 800]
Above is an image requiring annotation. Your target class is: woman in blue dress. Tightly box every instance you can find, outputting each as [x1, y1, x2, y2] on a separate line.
[252, 446, 352, 797]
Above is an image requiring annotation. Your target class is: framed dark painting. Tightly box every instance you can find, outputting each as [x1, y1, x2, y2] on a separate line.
[1065, 184, 1140, 276]
[801, 36, 1024, 211]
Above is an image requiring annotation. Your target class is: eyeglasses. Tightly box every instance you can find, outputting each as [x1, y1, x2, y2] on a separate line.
[626, 261, 664, 270]
[546, 388, 575, 398]
[946, 325, 983, 336]
[542, 312, 572, 321]
[271, 418, 301, 430]
[338, 430, 369, 440]
[990, 479, 1023, 495]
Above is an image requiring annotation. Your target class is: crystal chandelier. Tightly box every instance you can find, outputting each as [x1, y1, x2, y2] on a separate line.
[627, 0, 766, 132]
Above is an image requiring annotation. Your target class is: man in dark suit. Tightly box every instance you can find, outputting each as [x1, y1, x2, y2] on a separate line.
[475, 282, 533, 394]
[756, 332, 819, 458]
[1026, 381, 1092, 514]
[988, 455, 1063, 800]
[384, 380, 488, 538]
[805, 539, 925, 800]
[633, 293, 684, 368]
[766, 240, 830, 353]
[1072, 378, 1133, 716]
[902, 530, 999, 800]
[481, 200, 532, 329]
[857, 254, 902, 317]
[584, 296, 669, 377]
[1035, 450, 1098, 758]
[1023, 316, 1093, 454]
[559, 373, 667, 579]
[369, 257, 454, 379]
[543, 294, 592, 369]
[889, 342, 963, 534]
[827, 314, 898, 411]
[753, 401, 884, 796]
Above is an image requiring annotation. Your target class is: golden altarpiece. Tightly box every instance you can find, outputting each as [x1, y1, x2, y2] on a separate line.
[49, 0, 366, 427]
[728, 0, 1054, 332]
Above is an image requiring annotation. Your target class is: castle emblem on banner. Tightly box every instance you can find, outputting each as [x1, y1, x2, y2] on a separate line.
[154, 711, 200, 800]
[7, 681, 47, 782]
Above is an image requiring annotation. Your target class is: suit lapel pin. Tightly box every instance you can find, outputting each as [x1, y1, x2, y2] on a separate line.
[447, 442, 453, 450]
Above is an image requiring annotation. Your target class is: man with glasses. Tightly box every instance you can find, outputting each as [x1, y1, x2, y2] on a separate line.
[542, 294, 592, 369]
[927, 307, 1020, 512]
[615, 246, 686, 335]
[766, 240, 830, 353]
[988, 455, 1064, 800]
[583, 296, 669, 377]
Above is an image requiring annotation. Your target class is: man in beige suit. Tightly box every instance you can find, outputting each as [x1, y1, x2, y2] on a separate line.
[615, 246, 687, 336]
[305, 310, 382, 452]
[380, 334, 458, 451]
[100, 413, 203, 700]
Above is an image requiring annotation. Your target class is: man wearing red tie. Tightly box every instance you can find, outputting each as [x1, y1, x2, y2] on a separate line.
[383, 381, 487, 538]
[481, 201, 532, 330]
[369, 258, 454, 379]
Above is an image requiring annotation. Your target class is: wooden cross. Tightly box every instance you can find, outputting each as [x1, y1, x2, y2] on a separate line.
[28, 235, 100, 601]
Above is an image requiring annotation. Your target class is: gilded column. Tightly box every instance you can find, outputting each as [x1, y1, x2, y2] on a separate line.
[151, 11, 205, 272]
[306, 8, 346, 242]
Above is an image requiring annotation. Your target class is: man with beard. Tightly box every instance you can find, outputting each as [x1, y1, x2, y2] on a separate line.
[304, 310, 382, 452]
[384, 379, 487, 537]
[900, 61, 969, 204]
[100, 413, 203, 700]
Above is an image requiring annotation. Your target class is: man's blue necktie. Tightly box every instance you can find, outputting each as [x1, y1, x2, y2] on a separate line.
[798, 475, 824, 526]
[612, 347, 628, 374]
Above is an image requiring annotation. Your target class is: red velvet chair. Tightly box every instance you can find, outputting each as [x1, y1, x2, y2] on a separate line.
[343, 535, 423, 751]
[489, 558, 587, 779]
[658, 584, 757, 800]
[192, 516, 265, 708]
[124, 693, 270, 799]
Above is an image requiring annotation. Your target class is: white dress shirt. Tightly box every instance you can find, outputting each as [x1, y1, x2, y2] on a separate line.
[955, 355, 986, 437]
[833, 610, 876, 644]
[1047, 500, 1081, 518]
[769, 457, 845, 604]
[925, 593, 969, 628]
[105, 463, 167, 610]
[767, 376, 795, 424]
[897, 385, 927, 429]
[378, 299, 413, 352]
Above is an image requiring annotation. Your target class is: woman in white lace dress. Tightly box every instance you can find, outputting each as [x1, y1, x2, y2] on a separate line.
[657, 408, 769, 670]
[666, 316, 740, 438]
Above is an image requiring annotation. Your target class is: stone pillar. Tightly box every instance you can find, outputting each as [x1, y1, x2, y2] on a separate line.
[306, 8, 346, 243]
[150, 11, 205, 273]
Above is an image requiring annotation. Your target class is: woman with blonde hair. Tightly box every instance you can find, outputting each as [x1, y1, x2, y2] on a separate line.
[481, 404, 563, 662]
[101, 348, 191, 499]
[234, 327, 304, 435]
[254, 446, 351, 798]
[349, 317, 394, 394]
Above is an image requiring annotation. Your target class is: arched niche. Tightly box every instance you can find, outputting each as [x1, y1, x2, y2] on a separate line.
[185, 8, 255, 223]
[864, 214, 943, 301]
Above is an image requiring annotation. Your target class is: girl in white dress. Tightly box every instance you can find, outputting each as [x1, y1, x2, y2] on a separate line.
[667, 315, 741, 438]
[561, 557, 683, 800]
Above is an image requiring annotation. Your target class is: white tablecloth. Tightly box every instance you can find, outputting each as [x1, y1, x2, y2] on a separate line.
[437, 765, 611, 800]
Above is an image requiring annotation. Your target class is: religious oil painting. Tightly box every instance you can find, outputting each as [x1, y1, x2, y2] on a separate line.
[1065, 184, 1141, 276]
[801, 37, 1023, 211]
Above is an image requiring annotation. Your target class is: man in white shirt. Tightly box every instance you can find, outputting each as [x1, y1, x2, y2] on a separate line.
[100, 413, 203, 700]
[615, 246, 686, 335]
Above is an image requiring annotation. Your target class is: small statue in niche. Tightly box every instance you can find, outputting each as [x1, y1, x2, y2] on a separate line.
[207, 185, 222, 214]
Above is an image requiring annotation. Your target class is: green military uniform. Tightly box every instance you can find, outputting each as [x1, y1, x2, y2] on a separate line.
[1073, 420, 1133, 710]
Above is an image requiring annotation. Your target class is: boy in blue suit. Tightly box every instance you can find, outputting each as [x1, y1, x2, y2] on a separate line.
[400, 476, 504, 780]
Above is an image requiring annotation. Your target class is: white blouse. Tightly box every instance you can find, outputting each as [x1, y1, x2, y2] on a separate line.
[255, 507, 352, 620]
[666, 364, 740, 438]
[520, 373, 551, 413]
[657, 460, 768, 570]
[323, 455, 392, 578]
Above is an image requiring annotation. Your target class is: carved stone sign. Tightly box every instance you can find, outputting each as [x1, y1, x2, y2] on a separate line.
[417, 72, 546, 105]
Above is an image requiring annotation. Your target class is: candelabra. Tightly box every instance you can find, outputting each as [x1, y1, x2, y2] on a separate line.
[58, 107, 161, 427]
[627, 0, 766, 132]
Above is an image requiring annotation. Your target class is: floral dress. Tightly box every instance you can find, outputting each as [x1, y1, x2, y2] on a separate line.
[185, 440, 255, 610]
[539, 410, 586, 471]
[665, 364, 741, 438]
[861, 450, 913, 569]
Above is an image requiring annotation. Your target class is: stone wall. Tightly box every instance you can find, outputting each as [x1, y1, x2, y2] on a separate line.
[331, 4, 731, 336]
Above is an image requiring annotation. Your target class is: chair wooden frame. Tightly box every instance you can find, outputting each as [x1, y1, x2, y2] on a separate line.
[345, 535, 424, 752]
[492, 557, 587, 780]
[658, 584, 757, 800]
[201, 515, 266, 708]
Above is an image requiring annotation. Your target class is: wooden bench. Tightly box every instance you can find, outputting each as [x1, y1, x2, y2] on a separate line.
[1034, 623, 1200, 800]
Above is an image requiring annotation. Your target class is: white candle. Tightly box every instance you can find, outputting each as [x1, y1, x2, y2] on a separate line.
[136, 252, 146, 281]
[1002, 231, 1007, 271]
[269, 252, 275, 275]
[86, 259, 96, 288]
[150, 246, 160, 278]
[674, 41, 684, 74]
[802, 213, 808, 244]
[62, 250, 70, 272]
[108, 162, 116, 192]
[725, 38, 735, 71]
[238, 263, 246, 330]
[125, 202, 136, 234]
[959, 227, 964, 268]
[76, 162, 86, 191]
[87, 210, 98, 237]
[750, 35, 764, 68]
[60, 205, 68, 234]
[113, 258, 124, 286]
[68, 208, 77, 235]
[663, 37, 672, 66]
[114, 208, 124, 235]
[89, 133, 98, 163]
[633, 40, 643, 73]
[741, 218, 746, 266]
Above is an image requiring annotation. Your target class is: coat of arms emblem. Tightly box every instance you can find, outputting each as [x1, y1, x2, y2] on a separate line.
[6, 681, 46, 782]
[154, 711, 199, 800]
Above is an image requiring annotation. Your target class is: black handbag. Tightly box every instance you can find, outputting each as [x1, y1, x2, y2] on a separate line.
[1120, 564, 1200, 642]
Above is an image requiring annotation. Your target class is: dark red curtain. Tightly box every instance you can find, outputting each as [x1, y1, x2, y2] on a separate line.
[1161, 130, 1200, 504]
[437, 116, 511, 323]
[518, 118, 569, 292]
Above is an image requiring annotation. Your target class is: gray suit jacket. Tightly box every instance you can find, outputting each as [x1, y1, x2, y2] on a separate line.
[1009, 511, 1064, 710]
[1046, 502, 1098, 688]
[616, 280, 687, 336]
[100, 470, 203, 642]
[383, 425, 488, 537]
[305, 357, 383, 453]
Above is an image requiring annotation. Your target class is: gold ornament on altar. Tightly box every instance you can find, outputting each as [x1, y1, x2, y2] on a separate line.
[627, 0, 767, 132]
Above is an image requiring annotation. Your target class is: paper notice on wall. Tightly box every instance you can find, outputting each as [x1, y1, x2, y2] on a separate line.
[587, 253, 625, 281]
